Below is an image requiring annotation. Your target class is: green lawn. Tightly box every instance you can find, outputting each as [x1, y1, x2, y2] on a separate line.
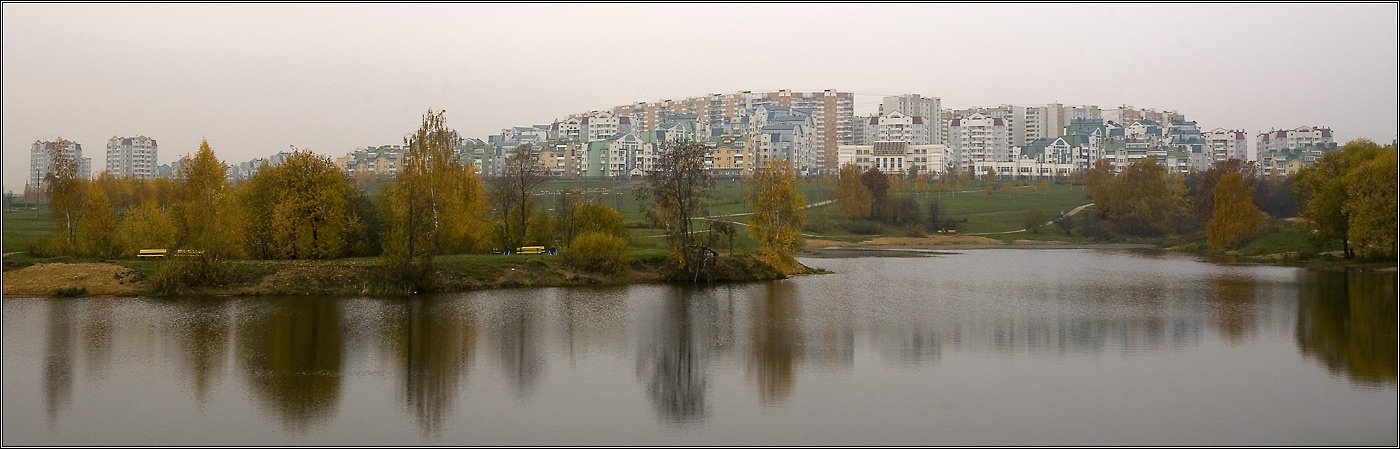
[1239, 221, 1313, 256]
[2, 179, 1092, 258]
[799, 181, 1093, 239]
[3, 207, 55, 253]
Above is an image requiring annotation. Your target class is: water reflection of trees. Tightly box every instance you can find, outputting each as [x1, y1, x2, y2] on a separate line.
[169, 298, 231, 406]
[43, 300, 74, 430]
[1295, 272, 1397, 385]
[391, 296, 476, 435]
[490, 299, 545, 398]
[748, 281, 803, 404]
[636, 288, 710, 422]
[79, 298, 115, 384]
[1209, 275, 1258, 343]
[236, 298, 343, 432]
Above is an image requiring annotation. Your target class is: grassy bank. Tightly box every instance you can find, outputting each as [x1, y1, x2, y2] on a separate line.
[2, 250, 796, 297]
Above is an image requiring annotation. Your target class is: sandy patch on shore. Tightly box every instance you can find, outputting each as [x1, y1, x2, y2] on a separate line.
[3, 263, 143, 296]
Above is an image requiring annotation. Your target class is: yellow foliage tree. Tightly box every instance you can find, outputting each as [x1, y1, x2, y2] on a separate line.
[1206, 172, 1267, 252]
[239, 149, 357, 259]
[834, 163, 871, 219]
[43, 137, 84, 252]
[1344, 148, 1397, 260]
[174, 140, 243, 258]
[78, 176, 120, 258]
[383, 110, 489, 290]
[116, 199, 177, 255]
[747, 160, 806, 274]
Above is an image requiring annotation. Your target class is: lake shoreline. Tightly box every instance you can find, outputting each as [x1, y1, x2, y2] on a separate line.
[3, 243, 1391, 297]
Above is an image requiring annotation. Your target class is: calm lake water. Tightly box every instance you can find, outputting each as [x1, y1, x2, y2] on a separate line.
[3, 249, 1395, 445]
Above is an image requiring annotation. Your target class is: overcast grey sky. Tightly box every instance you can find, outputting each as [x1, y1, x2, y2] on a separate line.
[4, 3, 1396, 192]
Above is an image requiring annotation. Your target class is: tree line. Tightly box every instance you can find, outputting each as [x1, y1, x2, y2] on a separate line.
[1081, 139, 1394, 259]
[32, 110, 811, 292]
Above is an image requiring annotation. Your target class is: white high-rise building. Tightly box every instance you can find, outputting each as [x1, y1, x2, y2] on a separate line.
[880, 94, 941, 144]
[29, 139, 91, 189]
[106, 136, 159, 179]
[947, 113, 1010, 171]
[1203, 129, 1248, 163]
[865, 112, 934, 144]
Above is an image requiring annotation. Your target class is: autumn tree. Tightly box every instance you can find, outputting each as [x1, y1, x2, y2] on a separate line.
[1205, 172, 1267, 252]
[1190, 159, 1256, 225]
[1113, 157, 1176, 236]
[115, 199, 177, 256]
[174, 140, 243, 258]
[1084, 157, 1178, 237]
[569, 201, 627, 238]
[1343, 147, 1396, 260]
[834, 163, 872, 219]
[383, 109, 487, 290]
[635, 139, 714, 276]
[492, 143, 547, 250]
[43, 138, 83, 251]
[561, 201, 629, 274]
[240, 149, 357, 259]
[1084, 158, 1115, 212]
[78, 175, 120, 258]
[1294, 139, 1387, 258]
[747, 160, 806, 274]
[860, 167, 890, 218]
[926, 199, 942, 233]
[1023, 209, 1048, 234]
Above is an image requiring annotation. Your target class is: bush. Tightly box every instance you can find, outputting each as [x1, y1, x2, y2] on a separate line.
[52, 287, 88, 297]
[561, 232, 629, 274]
[149, 256, 236, 294]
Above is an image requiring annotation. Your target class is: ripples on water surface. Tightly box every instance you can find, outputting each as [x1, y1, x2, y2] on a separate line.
[3, 249, 1394, 445]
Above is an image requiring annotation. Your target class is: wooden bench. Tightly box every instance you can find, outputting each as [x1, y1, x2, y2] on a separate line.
[515, 246, 546, 255]
[137, 249, 168, 258]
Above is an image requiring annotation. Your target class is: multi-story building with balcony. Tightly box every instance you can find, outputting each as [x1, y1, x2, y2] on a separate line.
[837, 141, 947, 177]
[106, 136, 158, 179]
[1257, 126, 1336, 176]
[864, 112, 935, 145]
[880, 94, 941, 144]
[1203, 128, 1249, 163]
[30, 139, 90, 189]
[608, 89, 853, 175]
[946, 113, 1010, 171]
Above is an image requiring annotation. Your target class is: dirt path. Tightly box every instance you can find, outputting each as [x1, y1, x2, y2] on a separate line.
[965, 202, 1094, 236]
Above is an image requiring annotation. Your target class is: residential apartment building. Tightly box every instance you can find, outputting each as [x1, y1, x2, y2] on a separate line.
[1257, 126, 1336, 176]
[946, 113, 1010, 171]
[754, 89, 854, 174]
[1102, 105, 1184, 128]
[336, 145, 404, 180]
[29, 139, 91, 189]
[864, 112, 935, 145]
[1258, 126, 1334, 154]
[708, 133, 753, 178]
[880, 94, 941, 144]
[1203, 128, 1248, 163]
[610, 89, 853, 174]
[106, 136, 158, 179]
[749, 105, 818, 175]
[837, 141, 947, 177]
